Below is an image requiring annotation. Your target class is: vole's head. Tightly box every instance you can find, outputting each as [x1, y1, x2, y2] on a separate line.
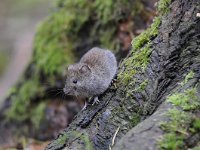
[63, 63, 92, 98]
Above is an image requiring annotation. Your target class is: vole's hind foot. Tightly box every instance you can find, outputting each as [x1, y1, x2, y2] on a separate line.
[111, 78, 117, 88]
[111, 78, 117, 84]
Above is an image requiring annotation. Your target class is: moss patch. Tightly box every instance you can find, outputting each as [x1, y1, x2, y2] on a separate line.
[130, 113, 141, 126]
[158, 107, 200, 150]
[55, 131, 94, 150]
[157, 0, 172, 15]
[181, 71, 195, 86]
[167, 88, 200, 111]
[132, 17, 161, 50]
[159, 132, 185, 150]
[115, 10, 161, 131]
[118, 16, 161, 87]
[30, 102, 46, 129]
[56, 133, 69, 145]
[81, 133, 94, 150]
[6, 79, 42, 121]
[158, 72, 200, 149]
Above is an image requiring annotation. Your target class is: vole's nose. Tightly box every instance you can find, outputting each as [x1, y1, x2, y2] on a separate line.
[63, 87, 68, 94]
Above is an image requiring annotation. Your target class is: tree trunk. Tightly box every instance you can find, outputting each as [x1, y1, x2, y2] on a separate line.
[0, 0, 154, 146]
[45, 0, 200, 150]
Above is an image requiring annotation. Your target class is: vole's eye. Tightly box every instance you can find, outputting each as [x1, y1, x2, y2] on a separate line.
[73, 80, 77, 84]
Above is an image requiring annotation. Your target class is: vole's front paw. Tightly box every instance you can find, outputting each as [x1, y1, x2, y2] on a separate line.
[92, 97, 100, 105]
[89, 96, 100, 105]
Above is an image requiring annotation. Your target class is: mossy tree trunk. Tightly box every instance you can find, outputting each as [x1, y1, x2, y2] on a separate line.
[45, 0, 200, 150]
[0, 0, 153, 145]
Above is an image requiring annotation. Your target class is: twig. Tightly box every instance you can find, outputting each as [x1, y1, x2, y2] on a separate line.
[111, 127, 120, 146]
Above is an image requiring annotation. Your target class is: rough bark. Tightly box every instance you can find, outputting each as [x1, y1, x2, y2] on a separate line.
[46, 0, 200, 149]
[114, 78, 200, 150]
[114, 0, 200, 149]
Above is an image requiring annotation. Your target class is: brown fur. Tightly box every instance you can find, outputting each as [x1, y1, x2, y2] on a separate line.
[63, 47, 117, 98]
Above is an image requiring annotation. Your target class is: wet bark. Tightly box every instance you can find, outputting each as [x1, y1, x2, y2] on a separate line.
[46, 0, 200, 150]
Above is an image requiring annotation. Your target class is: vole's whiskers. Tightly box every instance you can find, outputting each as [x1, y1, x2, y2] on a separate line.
[54, 90, 63, 97]
[46, 88, 63, 94]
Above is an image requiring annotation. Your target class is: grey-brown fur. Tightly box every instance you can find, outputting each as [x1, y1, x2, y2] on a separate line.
[63, 47, 117, 98]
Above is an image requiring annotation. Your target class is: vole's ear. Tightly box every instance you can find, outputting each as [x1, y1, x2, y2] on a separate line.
[79, 64, 91, 74]
[68, 65, 74, 71]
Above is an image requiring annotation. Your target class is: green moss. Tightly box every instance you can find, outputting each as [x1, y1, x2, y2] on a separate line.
[157, 70, 200, 149]
[118, 41, 152, 85]
[117, 16, 161, 127]
[130, 113, 140, 126]
[193, 118, 200, 130]
[55, 131, 93, 149]
[158, 83, 200, 149]
[139, 80, 148, 90]
[167, 71, 199, 110]
[158, 133, 184, 150]
[81, 133, 94, 150]
[167, 88, 200, 110]
[55, 131, 82, 145]
[116, 0, 170, 129]
[30, 102, 46, 129]
[34, 10, 77, 75]
[56, 134, 69, 145]
[6, 79, 42, 122]
[93, 0, 143, 50]
[118, 16, 161, 86]
[157, 0, 172, 15]
[99, 27, 116, 49]
[132, 17, 161, 50]
[93, 0, 114, 24]
[161, 109, 192, 134]
[92, 0, 143, 50]
[93, 0, 143, 24]
[7, 87, 17, 96]
[33, 0, 145, 82]
[126, 80, 148, 96]
[185, 71, 195, 82]
[158, 109, 191, 149]
[5, 79, 46, 128]
[181, 71, 195, 86]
